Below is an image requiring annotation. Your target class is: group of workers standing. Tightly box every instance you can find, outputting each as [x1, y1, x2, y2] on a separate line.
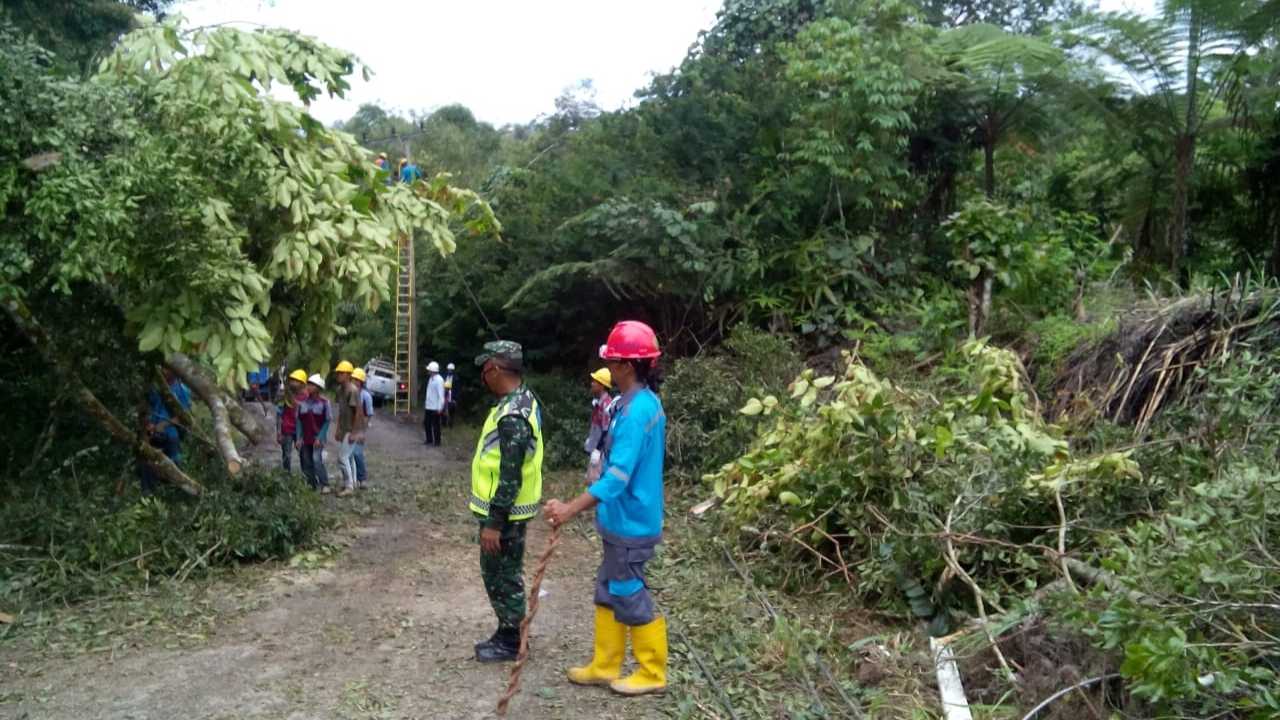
[373, 151, 422, 185]
[142, 317, 670, 698]
[468, 320, 669, 698]
[275, 360, 373, 497]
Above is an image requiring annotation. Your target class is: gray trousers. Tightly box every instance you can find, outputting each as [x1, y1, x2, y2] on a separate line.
[593, 538, 657, 626]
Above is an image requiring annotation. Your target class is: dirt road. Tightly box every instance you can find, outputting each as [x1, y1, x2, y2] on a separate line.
[1, 411, 664, 720]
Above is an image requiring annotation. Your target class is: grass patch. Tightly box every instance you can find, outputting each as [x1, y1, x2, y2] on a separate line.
[653, 490, 934, 720]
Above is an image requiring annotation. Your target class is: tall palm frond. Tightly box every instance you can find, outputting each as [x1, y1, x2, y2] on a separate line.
[1086, 1, 1262, 136]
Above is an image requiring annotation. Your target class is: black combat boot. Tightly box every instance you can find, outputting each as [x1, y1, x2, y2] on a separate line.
[474, 629, 501, 654]
[475, 627, 521, 663]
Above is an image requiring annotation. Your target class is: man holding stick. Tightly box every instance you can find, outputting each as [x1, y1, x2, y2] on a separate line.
[543, 321, 669, 697]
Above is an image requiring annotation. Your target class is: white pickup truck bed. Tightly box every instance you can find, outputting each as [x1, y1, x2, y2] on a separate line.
[363, 360, 399, 402]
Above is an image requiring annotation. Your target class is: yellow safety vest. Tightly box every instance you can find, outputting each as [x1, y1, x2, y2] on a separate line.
[469, 388, 544, 521]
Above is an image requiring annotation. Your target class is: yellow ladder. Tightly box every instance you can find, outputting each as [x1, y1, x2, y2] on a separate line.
[393, 233, 415, 416]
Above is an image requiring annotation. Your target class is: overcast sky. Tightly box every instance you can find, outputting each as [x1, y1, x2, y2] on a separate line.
[178, 0, 721, 127]
[176, 0, 1155, 128]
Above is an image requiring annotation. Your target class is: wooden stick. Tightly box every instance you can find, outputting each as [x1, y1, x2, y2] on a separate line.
[1113, 322, 1165, 421]
[1054, 485, 1077, 594]
[496, 525, 561, 716]
[944, 497, 1014, 680]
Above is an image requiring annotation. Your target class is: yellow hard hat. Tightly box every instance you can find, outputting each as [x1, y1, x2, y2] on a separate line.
[351, 368, 367, 382]
[335, 360, 355, 374]
[288, 369, 308, 383]
[590, 368, 612, 389]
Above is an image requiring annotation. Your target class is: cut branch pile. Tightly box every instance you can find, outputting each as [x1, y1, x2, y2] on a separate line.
[1049, 284, 1280, 433]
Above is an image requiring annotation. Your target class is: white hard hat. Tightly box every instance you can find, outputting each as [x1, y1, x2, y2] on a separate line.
[427, 361, 440, 373]
[447, 363, 455, 370]
[307, 373, 326, 390]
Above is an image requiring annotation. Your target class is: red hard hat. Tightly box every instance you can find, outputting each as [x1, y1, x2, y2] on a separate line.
[600, 321, 661, 360]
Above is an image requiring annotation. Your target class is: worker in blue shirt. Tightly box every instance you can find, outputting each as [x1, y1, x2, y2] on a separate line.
[398, 157, 422, 184]
[246, 364, 270, 401]
[544, 320, 668, 697]
[139, 368, 193, 495]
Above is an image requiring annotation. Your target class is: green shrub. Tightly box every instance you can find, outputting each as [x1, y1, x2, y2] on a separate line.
[855, 284, 968, 375]
[1056, 463, 1279, 718]
[1027, 313, 1116, 386]
[664, 326, 801, 479]
[664, 354, 744, 475]
[524, 372, 590, 472]
[0, 468, 328, 608]
[710, 341, 1139, 616]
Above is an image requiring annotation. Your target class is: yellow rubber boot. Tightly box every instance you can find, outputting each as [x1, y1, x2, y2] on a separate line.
[567, 606, 626, 686]
[610, 616, 667, 696]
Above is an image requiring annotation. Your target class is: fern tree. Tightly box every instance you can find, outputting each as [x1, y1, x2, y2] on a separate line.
[1089, 0, 1268, 276]
[933, 23, 1066, 199]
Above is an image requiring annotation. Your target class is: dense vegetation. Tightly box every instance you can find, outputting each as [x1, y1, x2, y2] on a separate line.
[1, 3, 495, 603]
[351, 0, 1280, 715]
[4, 0, 1280, 717]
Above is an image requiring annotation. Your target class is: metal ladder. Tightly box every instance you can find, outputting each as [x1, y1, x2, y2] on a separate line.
[393, 233, 415, 416]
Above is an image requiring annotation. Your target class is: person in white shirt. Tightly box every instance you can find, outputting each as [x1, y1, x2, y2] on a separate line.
[423, 361, 446, 447]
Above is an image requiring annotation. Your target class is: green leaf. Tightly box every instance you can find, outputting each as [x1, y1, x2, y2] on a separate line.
[138, 322, 165, 352]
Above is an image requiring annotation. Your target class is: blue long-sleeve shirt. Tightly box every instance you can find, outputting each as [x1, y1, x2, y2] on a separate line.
[247, 365, 270, 386]
[589, 386, 665, 541]
[400, 164, 422, 183]
[148, 380, 192, 441]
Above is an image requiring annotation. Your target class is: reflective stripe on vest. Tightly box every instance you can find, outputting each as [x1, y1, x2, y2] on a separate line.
[469, 390, 544, 521]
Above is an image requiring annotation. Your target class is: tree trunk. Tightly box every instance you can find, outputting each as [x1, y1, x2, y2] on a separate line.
[968, 268, 993, 338]
[165, 353, 247, 475]
[1073, 268, 1088, 322]
[1171, 8, 1202, 281]
[154, 365, 219, 456]
[1170, 133, 1195, 279]
[1268, 218, 1280, 278]
[226, 394, 270, 445]
[983, 117, 997, 199]
[165, 355, 269, 446]
[155, 366, 198, 433]
[2, 297, 203, 496]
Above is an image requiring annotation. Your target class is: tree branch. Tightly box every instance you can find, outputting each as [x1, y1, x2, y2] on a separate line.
[2, 297, 203, 496]
[154, 365, 219, 456]
[164, 353, 247, 475]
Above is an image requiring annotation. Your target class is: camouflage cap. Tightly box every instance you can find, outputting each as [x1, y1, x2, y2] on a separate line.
[474, 340, 523, 370]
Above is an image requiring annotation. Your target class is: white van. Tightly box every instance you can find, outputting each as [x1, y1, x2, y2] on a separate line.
[364, 359, 400, 403]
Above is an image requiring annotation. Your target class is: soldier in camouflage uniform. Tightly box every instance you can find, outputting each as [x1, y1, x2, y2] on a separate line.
[470, 341, 546, 663]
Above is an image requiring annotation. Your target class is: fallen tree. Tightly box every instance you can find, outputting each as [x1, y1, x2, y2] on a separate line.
[1049, 281, 1280, 433]
[3, 297, 204, 496]
[708, 324, 1279, 718]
